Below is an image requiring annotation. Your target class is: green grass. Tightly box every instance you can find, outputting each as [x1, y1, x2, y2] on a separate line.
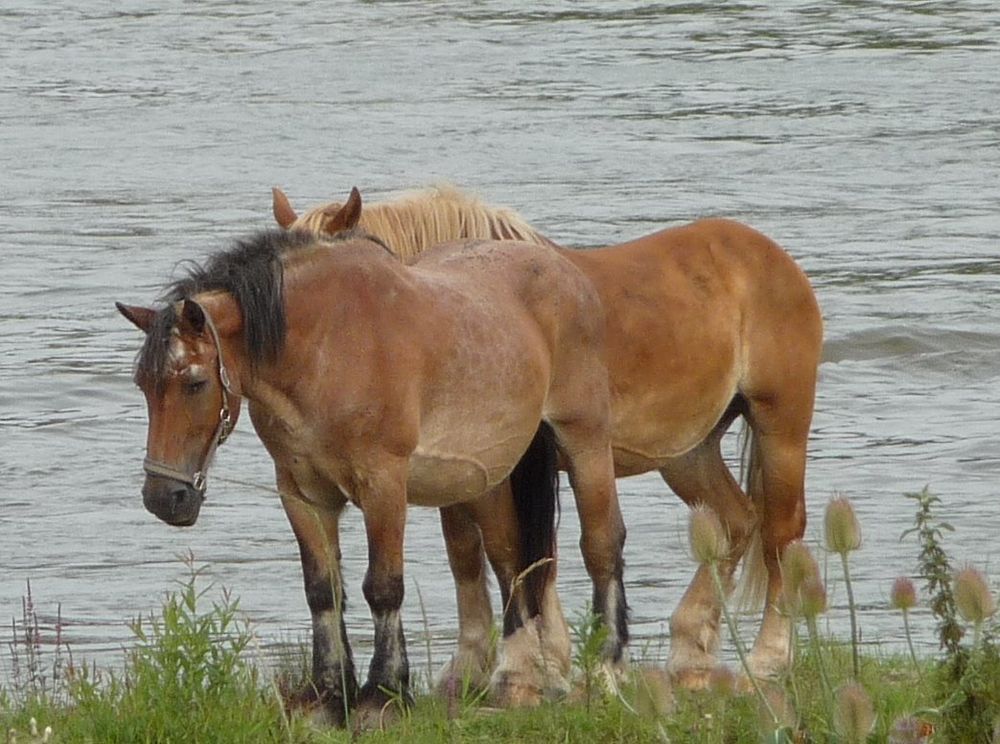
[3, 492, 999, 742]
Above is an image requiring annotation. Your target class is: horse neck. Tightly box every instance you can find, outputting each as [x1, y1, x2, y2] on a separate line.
[359, 196, 557, 259]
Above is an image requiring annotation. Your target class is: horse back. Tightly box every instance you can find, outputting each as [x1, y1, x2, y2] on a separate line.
[556, 218, 821, 469]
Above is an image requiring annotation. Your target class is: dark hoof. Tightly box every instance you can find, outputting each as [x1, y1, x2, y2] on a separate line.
[352, 684, 411, 733]
[277, 680, 354, 728]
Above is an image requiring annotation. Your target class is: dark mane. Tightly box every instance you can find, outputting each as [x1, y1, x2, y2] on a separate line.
[136, 229, 317, 387]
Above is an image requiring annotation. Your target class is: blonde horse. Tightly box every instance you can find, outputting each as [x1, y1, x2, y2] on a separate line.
[117, 219, 627, 728]
[273, 185, 823, 689]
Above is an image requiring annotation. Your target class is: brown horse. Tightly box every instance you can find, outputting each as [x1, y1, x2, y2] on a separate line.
[116, 220, 627, 728]
[274, 185, 824, 688]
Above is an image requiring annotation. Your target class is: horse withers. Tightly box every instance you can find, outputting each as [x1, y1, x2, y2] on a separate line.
[274, 184, 823, 689]
[117, 213, 627, 728]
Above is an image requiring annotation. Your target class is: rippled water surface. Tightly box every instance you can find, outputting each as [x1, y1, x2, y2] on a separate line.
[2, 1, 999, 679]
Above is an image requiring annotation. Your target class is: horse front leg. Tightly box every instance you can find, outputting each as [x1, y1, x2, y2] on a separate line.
[279, 480, 356, 727]
[354, 465, 411, 732]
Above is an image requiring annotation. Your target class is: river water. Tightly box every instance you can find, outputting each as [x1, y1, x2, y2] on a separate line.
[2, 1, 999, 683]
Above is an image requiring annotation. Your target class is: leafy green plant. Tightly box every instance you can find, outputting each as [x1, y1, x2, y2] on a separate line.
[902, 488, 1000, 742]
[570, 604, 608, 713]
[901, 486, 962, 655]
[67, 553, 287, 742]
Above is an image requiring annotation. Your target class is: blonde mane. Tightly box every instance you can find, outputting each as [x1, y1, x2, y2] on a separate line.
[291, 185, 554, 261]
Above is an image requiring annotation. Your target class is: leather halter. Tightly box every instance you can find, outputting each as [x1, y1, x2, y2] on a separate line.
[143, 301, 237, 497]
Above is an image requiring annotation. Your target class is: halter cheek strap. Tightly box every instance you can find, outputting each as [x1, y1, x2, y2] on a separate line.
[143, 301, 237, 498]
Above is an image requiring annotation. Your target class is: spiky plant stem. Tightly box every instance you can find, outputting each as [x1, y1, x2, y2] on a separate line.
[900, 608, 922, 680]
[839, 552, 860, 679]
[706, 561, 779, 727]
[804, 614, 835, 721]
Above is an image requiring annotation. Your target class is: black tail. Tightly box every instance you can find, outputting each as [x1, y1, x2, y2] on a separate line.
[508, 421, 560, 623]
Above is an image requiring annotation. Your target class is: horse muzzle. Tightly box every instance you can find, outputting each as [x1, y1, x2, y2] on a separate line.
[142, 475, 204, 526]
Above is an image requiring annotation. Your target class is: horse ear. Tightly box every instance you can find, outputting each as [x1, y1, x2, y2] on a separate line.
[179, 299, 207, 335]
[320, 187, 363, 234]
[272, 187, 298, 228]
[116, 302, 156, 334]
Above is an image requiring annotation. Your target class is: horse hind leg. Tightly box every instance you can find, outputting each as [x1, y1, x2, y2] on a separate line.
[742, 389, 814, 680]
[480, 424, 571, 707]
[434, 503, 495, 698]
[658, 404, 757, 689]
[548, 414, 630, 677]
[739, 252, 822, 680]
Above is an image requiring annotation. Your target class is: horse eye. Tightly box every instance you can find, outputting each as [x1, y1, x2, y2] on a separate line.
[184, 379, 208, 395]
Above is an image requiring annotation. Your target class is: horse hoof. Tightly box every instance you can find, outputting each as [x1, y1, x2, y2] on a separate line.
[352, 698, 401, 733]
[746, 650, 788, 682]
[277, 681, 353, 728]
[669, 666, 714, 691]
[490, 670, 544, 708]
[434, 655, 491, 700]
[352, 686, 407, 733]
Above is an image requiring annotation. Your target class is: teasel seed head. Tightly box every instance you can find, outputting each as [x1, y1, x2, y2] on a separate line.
[780, 540, 820, 614]
[825, 495, 862, 554]
[890, 577, 918, 612]
[689, 505, 729, 566]
[953, 566, 997, 625]
[834, 682, 875, 744]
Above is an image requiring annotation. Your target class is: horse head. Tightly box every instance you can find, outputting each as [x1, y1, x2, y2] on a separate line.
[117, 298, 242, 526]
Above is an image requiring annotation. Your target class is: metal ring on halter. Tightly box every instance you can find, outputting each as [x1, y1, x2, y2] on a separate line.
[142, 300, 239, 499]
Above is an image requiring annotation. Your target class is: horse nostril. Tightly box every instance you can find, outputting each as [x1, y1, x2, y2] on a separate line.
[171, 487, 189, 511]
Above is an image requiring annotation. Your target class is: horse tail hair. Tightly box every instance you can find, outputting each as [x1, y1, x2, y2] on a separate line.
[508, 421, 560, 620]
[735, 419, 769, 611]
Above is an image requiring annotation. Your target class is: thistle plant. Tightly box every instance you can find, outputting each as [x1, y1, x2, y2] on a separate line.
[833, 682, 875, 744]
[825, 495, 862, 679]
[800, 574, 834, 705]
[887, 715, 934, 744]
[3, 717, 54, 743]
[688, 506, 783, 730]
[890, 577, 922, 678]
[953, 566, 997, 649]
[779, 539, 817, 654]
[630, 666, 674, 719]
[755, 686, 796, 744]
[780, 540, 833, 719]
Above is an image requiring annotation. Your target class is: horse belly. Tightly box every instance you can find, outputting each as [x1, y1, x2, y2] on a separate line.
[607, 365, 740, 477]
[405, 417, 538, 507]
[405, 449, 504, 507]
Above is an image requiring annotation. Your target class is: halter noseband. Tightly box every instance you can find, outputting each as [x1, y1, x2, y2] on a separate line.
[143, 301, 237, 497]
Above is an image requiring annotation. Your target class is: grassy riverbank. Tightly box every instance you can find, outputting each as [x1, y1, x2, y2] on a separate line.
[3, 489, 998, 742]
